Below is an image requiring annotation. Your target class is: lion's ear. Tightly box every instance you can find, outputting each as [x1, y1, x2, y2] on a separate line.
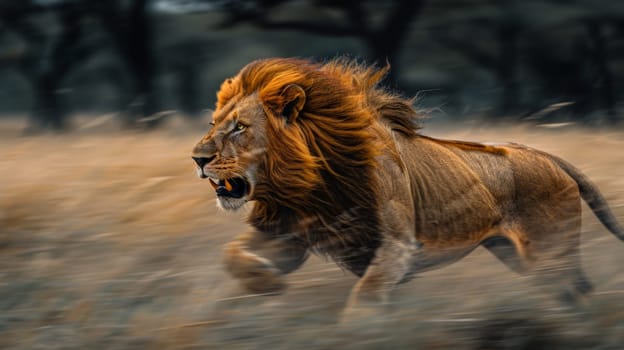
[280, 84, 306, 123]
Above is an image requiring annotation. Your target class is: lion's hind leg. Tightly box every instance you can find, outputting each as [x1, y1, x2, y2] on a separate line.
[481, 235, 532, 274]
[532, 244, 594, 305]
[512, 215, 592, 305]
[484, 224, 592, 305]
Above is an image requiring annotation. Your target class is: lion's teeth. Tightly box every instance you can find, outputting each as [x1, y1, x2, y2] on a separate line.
[208, 178, 219, 190]
[224, 179, 233, 191]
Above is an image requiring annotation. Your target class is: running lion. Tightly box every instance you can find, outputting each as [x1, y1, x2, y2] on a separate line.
[191, 57, 624, 318]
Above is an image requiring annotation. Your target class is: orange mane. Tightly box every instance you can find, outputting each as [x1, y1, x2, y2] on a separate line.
[215, 58, 422, 264]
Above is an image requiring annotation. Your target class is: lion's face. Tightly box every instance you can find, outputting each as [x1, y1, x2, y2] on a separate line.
[192, 94, 268, 211]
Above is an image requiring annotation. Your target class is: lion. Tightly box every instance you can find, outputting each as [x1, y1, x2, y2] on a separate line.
[191, 57, 623, 318]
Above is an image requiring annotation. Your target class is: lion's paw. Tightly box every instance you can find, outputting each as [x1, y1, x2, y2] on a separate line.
[224, 249, 288, 294]
[238, 265, 286, 295]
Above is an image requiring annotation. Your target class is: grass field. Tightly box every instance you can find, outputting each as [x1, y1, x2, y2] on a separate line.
[1, 117, 624, 349]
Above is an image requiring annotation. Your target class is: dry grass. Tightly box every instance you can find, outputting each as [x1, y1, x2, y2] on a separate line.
[1, 116, 623, 349]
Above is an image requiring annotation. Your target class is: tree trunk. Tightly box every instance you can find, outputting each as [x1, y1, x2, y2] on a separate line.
[31, 74, 64, 130]
[179, 63, 201, 117]
[587, 20, 618, 124]
[366, 0, 425, 82]
[497, 23, 518, 115]
[127, 0, 159, 124]
[93, 0, 159, 127]
[19, 1, 86, 131]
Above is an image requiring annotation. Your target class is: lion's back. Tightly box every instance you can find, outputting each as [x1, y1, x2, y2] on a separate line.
[394, 135, 581, 243]
[395, 136, 505, 243]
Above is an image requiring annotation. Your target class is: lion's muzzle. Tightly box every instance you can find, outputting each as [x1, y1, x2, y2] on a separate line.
[192, 156, 216, 177]
[192, 156, 250, 200]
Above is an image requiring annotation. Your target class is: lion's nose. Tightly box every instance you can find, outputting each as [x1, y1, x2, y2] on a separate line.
[192, 156, 215, 168]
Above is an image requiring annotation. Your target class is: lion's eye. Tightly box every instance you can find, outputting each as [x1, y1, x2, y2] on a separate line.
[234, 122, 247, 132]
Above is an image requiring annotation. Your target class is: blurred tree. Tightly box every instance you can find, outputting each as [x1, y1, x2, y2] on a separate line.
[164, 39, 211, 118]
[425, 0, 623, 124]
[90, 0, 162, 127]
[2, 0, 624, 127]
[427, 1, 522, 116]
[215, 0, 425, 81]
[586, 19, 617, 123]
[522, 0, 623, 124]
[0, 0, 162, 129]
[0, 1, 93, 130]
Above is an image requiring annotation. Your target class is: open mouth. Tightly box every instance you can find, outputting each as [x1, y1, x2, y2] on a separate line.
[208, 177, 249, 198]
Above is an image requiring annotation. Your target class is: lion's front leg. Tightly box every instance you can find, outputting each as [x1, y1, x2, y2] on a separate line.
[341, 238, 414, 322]
[223, 231, 309, 294]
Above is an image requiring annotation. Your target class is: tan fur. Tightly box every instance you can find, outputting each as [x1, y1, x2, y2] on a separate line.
[192, 58, 623, 320]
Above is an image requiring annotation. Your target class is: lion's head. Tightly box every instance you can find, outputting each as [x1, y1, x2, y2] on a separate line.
[192, 58, 420, 219]
[191, 87, 266, 210]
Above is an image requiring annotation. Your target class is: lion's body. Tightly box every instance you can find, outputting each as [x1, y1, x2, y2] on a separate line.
[391, 137, 583, 275]
[192, 58, 623, 318]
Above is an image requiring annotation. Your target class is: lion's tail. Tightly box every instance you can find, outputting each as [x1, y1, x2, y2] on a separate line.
[550, 155, 624, 241]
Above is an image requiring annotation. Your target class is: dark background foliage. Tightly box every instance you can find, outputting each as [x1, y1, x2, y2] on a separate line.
[1, 0, 624, 130]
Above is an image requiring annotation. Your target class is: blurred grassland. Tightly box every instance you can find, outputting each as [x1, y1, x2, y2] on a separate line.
[1, 116, 624, 349]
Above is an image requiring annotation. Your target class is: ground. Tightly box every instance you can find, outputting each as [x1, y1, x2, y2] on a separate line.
[1, 116, 623, 349]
